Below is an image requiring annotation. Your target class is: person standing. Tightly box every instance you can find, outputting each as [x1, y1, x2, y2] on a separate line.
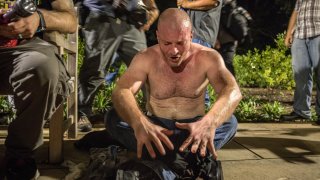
[215, 25, 238, 76]
[281, 0, 320, 125]
[77, 0, 159, 132]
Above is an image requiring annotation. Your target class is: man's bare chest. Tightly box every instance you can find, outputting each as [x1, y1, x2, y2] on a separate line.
[148, 68, 206, 99]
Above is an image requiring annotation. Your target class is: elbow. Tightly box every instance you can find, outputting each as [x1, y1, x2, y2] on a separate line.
[235, 88, 242, 104]
[68, 18, 78, 33]
[68, 24, 78, 34]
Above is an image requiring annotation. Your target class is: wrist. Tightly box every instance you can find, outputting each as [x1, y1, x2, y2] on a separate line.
[36, 10, 46, 32]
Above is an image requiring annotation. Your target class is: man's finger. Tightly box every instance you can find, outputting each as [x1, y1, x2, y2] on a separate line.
[152, 135, 166, 156]
[137, 142, 143, 159]
[162, 129, 174, 136]
[190, 139, 200, 153]
[179, 136, 193, 152]
[200, 140, 208, 157]
[145, 142, 156, 159]
[158, 132, 174, 150]
[208, 141, 218, 159]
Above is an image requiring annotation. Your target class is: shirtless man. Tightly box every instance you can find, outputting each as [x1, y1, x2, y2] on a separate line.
[107, 8, 241, 168]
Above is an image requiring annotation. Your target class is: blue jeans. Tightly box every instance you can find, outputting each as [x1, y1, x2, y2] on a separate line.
[105, 109, 238, 157]
[291, 36, 320, 118]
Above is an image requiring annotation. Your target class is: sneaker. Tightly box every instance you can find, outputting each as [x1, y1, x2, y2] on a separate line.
[78, 116, 93, 132]
[280, 111, 310, 121]
[5, 158, 40, 180]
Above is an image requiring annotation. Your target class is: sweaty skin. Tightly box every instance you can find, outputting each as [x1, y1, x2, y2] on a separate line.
[112, 8, 242, 159]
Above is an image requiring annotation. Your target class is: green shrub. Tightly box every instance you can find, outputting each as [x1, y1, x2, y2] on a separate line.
[260, 101, 284, 121]
[234, 33, 294, 90]
[0, 96, 15, 124]
[235, 97, 259, 121]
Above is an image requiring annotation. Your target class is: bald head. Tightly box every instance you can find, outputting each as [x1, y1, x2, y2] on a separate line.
[157, 8, 192, 33]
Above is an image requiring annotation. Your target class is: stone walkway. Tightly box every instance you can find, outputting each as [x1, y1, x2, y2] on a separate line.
[1, 123, 319, 180]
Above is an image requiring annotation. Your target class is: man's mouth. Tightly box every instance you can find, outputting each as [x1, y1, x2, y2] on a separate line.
[170, 56, 180, 62]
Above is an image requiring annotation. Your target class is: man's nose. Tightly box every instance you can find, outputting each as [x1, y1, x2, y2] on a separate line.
[170, 45, 179, 54]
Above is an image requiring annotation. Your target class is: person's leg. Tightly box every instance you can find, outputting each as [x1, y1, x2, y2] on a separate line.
[105, 53, 121, 85]
[78, 13, 122, 131]
[292, 38, 313, 118]
[104, 109, 137, 152]
[219, 42, 237, 76]
[214, 115, 238, 150]
[310, 36, 320, 119]
[117, 23, 147, 67]
[0, 37, 68, 179]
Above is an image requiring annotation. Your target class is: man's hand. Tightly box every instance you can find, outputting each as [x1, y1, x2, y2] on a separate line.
[176, 116, 218, 159]
[284, 33, 293, 48]
[177, 0, 188, 8]
[133, 119, 174, 159]
[0, 12, 39, 39]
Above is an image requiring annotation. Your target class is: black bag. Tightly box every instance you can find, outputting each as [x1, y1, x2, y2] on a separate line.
[83, 146, 167, 180]
[220, 0, 253, 44]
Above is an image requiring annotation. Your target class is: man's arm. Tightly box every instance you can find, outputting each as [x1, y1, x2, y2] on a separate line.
[112, 55, 148, 130]
[205, 51, 242, 127]
[0, 0, 76, 39]
[284, 10, 297, 47]
[112, 52, 174, 159]
[177, 0, 220, 10]
[40, 0, 77, 33]
[141, 0, 159, 31]
[177, 50, 242, 158]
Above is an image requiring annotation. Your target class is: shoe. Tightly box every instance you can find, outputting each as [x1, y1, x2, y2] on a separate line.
[209, 160, 223, 180]
[280, 111, 309, 121]
[315, 118, 320, 126]
[5, 158, 40, 180]
[78, 116, 93, 132]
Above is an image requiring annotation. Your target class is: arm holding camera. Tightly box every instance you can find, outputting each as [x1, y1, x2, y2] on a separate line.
[0, 0, 76, 40]
[140, 0, 159, 31]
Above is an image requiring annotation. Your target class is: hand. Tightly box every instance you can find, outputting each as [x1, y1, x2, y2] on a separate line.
[176, 116, 218, 159]
[133, 119, 174, 159]
[177, 0, 188, 8]
[284, 33, 293, 48]
[0, 12, 39, 39]
[139, 23, 151, 32]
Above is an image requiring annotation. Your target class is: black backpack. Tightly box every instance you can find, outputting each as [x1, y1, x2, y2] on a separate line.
[82, 146, 168, 180]
[220, 0, 253, 44]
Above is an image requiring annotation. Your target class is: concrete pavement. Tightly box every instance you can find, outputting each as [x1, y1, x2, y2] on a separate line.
[220, 123, 320, 180]
[1, 123, 319, 179]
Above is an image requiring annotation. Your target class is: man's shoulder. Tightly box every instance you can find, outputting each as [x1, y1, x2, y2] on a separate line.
[131, 46, 160, 66]
[192, 43, 217, 56]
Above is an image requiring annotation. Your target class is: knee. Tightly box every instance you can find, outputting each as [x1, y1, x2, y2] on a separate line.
[229, 115, 238, 133]
[29, 51, 60, 89]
